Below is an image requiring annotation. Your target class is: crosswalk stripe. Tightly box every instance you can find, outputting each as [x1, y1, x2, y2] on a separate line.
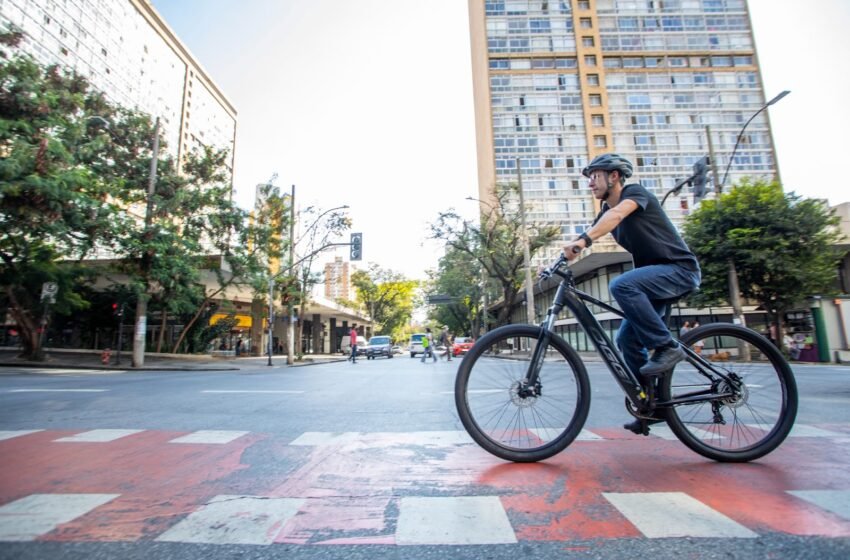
[156, 495, 304, 545]
[289, 430, 474, 446]
[788, 424, 845, 438]
[0, 493, 119, 541]
[396, 496, 517, 545]
[54, 429, 145, 443]
[201, 390, 304, 394]
[603, 492, 758, 538]
[787, 490, 850, 520]
[168, 430, 249, 444]
[0, 429, 44, 441]
[9, 389, 107, 393]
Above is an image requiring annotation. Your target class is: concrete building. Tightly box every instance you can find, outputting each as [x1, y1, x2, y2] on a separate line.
[324, 257, 357, 302]
[468, 0, 781, 266]
[1, 0, 236, 169]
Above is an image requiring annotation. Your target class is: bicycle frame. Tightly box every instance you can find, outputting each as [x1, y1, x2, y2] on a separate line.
[532, 266, 738, 411]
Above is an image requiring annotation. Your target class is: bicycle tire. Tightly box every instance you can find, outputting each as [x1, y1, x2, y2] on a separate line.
[455, 324, 591, 462]
[664, 323, 798, 462]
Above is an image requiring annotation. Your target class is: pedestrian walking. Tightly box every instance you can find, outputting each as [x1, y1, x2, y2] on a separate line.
[349, 324, 358, 363]
[439, 326, 453, 361]
[421, 327, 437, 363]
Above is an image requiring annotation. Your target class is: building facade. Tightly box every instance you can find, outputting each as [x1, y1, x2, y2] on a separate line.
[468, 0, 780, 265]
[324, 257, 357, 302]
[1, 0, 236, 168]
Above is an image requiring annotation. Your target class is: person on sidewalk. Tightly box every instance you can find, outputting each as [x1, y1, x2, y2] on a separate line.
[439, 326, 452, 361]
[348, 324, 358, 364]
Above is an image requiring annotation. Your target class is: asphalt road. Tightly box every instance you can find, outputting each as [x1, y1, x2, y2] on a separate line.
[1, 357, 849, 559]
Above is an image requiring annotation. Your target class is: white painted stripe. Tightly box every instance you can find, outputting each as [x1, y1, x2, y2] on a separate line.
[788, 490, 850, 520]
[0, 493, 119, 541]
[396, 496, 517, 545]
[649, 425, 721, 441]
[156, 495, 303, 545]
[0, 430, 44, 441]
[788, 424, 845, 438]
[168, 430, 248, 444]
[289, 431, 474, 446]
[289, 432, 360, 446]
[54, 429, 144, 443]
[201, 390, 304, 394]
[529, 428, 603, 441]
[9, 389, 107, 393]
[603, 492, 758, 538]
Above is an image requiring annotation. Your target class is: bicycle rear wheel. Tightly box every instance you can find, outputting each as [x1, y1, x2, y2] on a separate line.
[455, 324, 590, 462]
[664, 323, 798, 462]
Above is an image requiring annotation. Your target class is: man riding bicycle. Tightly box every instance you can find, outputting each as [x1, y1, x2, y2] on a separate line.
[563, 154, 701, 431]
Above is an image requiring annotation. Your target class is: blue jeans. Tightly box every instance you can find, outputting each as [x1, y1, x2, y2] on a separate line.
[610, 263, 701, 376]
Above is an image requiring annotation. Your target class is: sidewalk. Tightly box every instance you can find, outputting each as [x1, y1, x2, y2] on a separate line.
[0, 347, 348, 372]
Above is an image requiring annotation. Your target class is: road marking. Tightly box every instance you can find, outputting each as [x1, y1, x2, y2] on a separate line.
[788, 424, 845, 438]
[54, 429, 145, 443]
[650, 425, 721, 441]
[530, 428, 603, 441]
[787, 490, 850, 520]
[156, 495, 304, 545]
[396, 496, 517, 545]
[0, 429, 44, 441]
[289, 431, 474, 446]
[602, 492, 758, 538]
[8, 388, 107, 393]
[201, 390, 305, 394]
[0, 493, 119, 541]
[168, 430, 249, 444]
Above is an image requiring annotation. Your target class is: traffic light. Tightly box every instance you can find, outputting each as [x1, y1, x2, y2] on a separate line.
[111, 303, 123, 317]
[692, 156, 710, 200]
[350, 232, 362, 261]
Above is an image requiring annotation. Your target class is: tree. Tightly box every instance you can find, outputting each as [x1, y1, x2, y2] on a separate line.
[427, 245, 482, 336]
[430, 186, 560, 327]
[350, 264, 417, 340]
[683, 179, 843, 337]
[0, 54, 129, 360]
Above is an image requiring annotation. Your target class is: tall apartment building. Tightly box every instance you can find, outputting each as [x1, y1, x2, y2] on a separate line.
[324, 257, 356, 302]
[0, 0, 236, 170]
[468, 0, 780, 265]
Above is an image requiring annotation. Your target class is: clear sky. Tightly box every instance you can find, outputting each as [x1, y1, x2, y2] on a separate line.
[151, 0, 850, 281]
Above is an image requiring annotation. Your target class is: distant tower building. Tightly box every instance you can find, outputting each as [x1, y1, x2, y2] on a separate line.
[0, 0, 236, 170]
[467, 0, 781, 264]
[324, 257, 356, 302]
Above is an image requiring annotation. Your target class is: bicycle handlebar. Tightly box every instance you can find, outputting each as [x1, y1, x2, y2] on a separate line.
[538, 252, 568, 281]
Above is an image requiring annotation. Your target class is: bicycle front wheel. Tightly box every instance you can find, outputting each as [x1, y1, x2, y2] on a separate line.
[665, 323, 798, 462]
[455, 324, 591, 462]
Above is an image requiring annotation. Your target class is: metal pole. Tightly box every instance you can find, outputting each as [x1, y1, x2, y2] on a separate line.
[286, 184, 296, 365]
[516, 157, 536, 324]
[267, 275, 274, 366]
[705, 125, 722, 196]
[115, 304, 124, 365]
[132, 117, 159, 368]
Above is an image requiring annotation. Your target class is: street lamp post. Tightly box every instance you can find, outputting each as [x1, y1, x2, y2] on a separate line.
[515, 158, 536, 324]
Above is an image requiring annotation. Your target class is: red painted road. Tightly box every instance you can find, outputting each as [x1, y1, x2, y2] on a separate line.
[1, 426, 849, 545]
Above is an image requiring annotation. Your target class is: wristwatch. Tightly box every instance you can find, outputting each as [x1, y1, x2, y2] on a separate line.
[578, 232, 593, 248]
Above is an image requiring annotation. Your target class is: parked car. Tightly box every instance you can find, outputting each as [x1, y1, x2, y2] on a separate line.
[408, 333, 426, 358]
[365, 335, 394, 359]
[452, 336, 475, 357]
[391, 345, 403, 355]
[340, 335, 367, 356]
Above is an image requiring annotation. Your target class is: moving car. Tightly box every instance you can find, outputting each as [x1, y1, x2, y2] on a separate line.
[452, 336, 475, 357]
[408, 333, 426, 358]
[365, 335, 394, 359]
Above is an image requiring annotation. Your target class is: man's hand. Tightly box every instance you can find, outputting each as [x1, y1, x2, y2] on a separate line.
[563, 240, 584, 260]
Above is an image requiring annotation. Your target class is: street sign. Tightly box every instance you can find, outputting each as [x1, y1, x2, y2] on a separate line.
[41, 282, 58, 303]
[427, 294, 459, 305]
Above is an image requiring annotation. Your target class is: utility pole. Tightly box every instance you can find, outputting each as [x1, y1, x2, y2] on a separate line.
[516, 158, 536, 325]
[286, 184, 296, 365]
[132, 117, 159, 368]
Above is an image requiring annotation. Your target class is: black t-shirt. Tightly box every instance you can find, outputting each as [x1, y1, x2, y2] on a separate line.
[593, 183, 699, 271]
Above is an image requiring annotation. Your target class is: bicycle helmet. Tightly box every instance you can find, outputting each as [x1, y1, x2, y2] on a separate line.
[581, 153, 634, 179]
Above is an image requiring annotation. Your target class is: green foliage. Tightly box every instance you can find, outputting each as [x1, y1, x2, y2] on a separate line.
[430, 186, 559, 327]
[683, 179, 844, 326]
[427, 245, 482, 336]
[351, 264, 417, 340]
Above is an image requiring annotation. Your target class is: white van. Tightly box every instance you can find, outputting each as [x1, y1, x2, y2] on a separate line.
[408, 333, 426, 358]
[340, 335, 365, 356]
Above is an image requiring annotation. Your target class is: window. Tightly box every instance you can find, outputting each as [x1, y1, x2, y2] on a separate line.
[587, 73, 600, 86]
[589, 94, 602, 106]
[578, 0, 590, 9]
[582, 36, 594, 47]
[592, 114, 605, 127]
[580, 18, 592, 29]
[594, 135, 608, 148]
[584, 55, 597, 66]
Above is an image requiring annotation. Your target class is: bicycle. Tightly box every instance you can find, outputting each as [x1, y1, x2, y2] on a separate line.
[455, 252, 798, 463]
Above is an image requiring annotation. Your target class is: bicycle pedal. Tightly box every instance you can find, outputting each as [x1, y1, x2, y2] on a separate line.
[623, 419, 650, 436]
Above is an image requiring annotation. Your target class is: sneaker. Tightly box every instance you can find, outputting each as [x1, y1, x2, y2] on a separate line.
[639, 344, 686, 376]
[623, 417, 664, 435]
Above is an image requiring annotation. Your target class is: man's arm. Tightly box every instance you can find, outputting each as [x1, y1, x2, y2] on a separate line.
[564, 199, 639, 259]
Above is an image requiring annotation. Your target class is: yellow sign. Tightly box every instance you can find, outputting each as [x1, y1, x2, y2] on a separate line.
[210, 313, 253, 328]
